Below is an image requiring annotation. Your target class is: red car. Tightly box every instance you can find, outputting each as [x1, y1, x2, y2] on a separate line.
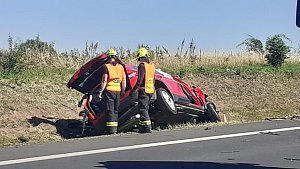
[67, 54, 220, 135]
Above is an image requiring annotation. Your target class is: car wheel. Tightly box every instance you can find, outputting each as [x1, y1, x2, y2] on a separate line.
[156, 88, 177, 115]
[205, 102, 221, 122]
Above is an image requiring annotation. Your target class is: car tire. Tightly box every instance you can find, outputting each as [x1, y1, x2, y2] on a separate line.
[205, 102, 221, 122]
[156, 88, 177, 115]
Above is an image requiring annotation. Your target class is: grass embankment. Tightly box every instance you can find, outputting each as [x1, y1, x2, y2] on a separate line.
[0, 67, 81, 147]
[183, 64, 299, 122]
[0, 55, 299, 147]
[0, 67, 75, 84]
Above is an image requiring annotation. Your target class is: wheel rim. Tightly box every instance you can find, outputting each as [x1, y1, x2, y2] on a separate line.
[161, 90, 176, 110]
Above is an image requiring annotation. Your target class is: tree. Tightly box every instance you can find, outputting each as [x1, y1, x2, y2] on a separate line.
[0, 35, 24, 74]
[17, 35, 57, 56]
[265, 34, 291, 68]
[238, 34, 264, 56]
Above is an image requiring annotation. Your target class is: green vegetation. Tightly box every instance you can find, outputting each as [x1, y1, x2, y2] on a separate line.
[0, 36, 89, 81]
[0, 67, 76, 84]
[0, 35, 299, 147]
[265, 34, 291, 67]
[237, 34, 264, 56]
[0, 35, 24, 74]
[0, 35, 298, 82]
[239, 34, 292, 68]
[162, 63, 300, 78]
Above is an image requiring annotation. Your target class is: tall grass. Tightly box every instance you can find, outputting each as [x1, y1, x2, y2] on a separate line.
[151, 53, 300, 76]
[0, 67, 76, 84]
[1, 36, 299, 82]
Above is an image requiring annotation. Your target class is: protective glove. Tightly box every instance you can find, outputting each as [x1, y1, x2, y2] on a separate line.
[121, 91, 125, 97]
[78, 100, 83, 107]
[129, 90, 136, 97]
[77, 95, 85, 107]
[99, 92, 103, 100]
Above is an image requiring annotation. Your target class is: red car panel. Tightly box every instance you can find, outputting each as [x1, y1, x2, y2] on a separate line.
[67, 54, 219, 134]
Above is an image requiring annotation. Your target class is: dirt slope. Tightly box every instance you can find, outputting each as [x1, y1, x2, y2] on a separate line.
[0, 79, 81, 146]
[0, 74, 299, 147]
[186, 74, 300, 122]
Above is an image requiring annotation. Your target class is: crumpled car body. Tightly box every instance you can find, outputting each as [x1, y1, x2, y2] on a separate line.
[67, 54, 220, 134]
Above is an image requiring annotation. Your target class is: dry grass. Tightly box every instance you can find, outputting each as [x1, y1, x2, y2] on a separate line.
[184, 74, 300, 123]
[0, 50, 299, 147]
[0, 79, 82, 147]
[156, 52, 265, 67]
[124, 52, 300, 75]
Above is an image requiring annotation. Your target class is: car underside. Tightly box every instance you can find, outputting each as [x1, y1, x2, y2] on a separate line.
[67, 54, 221, 135]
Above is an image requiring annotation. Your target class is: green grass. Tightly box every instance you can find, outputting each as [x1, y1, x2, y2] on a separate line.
[1, 62, 299, 84]
[0, 67, 77, 84]
[161, 63, 300, 78]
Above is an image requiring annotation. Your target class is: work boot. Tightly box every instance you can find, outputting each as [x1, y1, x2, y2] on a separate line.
[104, 126, 117, 135]
[138, 125, 152, 133]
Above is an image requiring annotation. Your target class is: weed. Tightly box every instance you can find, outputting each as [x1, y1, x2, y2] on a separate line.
[0, 36, 299, 147]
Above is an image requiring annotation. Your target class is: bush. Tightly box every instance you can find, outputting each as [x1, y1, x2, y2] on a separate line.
[0, 35, 60, 75]
[17, 35, 58, 67]
[0, 35, 24, 74]
[265, 34, 291, 68]
[18, 35, 57, 56]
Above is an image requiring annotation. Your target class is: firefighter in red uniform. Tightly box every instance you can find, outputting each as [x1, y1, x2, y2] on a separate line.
[98, 48, 126, 134]
[131, 47, 155, 133]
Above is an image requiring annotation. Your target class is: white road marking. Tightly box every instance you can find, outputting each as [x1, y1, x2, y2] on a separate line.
[0, 126, 299, 166]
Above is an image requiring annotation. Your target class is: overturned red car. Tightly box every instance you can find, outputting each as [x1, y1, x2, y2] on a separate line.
[67, 54, 220, 135]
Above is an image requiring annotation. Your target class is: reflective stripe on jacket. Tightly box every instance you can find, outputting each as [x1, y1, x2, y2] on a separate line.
[105, 63, 124, 92]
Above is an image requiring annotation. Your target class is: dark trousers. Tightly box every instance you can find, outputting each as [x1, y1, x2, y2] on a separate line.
[138, 90, 152, 130]
[103, 90, 120, 134]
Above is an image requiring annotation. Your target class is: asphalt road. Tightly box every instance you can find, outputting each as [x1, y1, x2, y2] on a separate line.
[0, 119, 300, 169]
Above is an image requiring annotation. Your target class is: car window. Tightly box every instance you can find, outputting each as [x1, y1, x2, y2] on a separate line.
[155, 69, 173, 79]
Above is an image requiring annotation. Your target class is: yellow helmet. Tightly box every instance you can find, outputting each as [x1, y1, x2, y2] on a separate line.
[108, 48, 117, 56]
[136, 47, 148, 59]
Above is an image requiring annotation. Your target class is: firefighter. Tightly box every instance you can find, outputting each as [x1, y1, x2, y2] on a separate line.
[98, 48, 126, 134]
[131, 47, 155, 133]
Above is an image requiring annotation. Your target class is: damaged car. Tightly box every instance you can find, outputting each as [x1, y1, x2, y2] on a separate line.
[66, 53, 220, 135]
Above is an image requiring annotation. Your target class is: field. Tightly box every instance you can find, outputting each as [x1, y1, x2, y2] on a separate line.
[0, 46, 300, 147]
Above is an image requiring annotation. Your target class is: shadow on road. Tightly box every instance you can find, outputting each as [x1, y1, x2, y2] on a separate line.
[27, 116, 95, 139]
[95, 161, 294, 169]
